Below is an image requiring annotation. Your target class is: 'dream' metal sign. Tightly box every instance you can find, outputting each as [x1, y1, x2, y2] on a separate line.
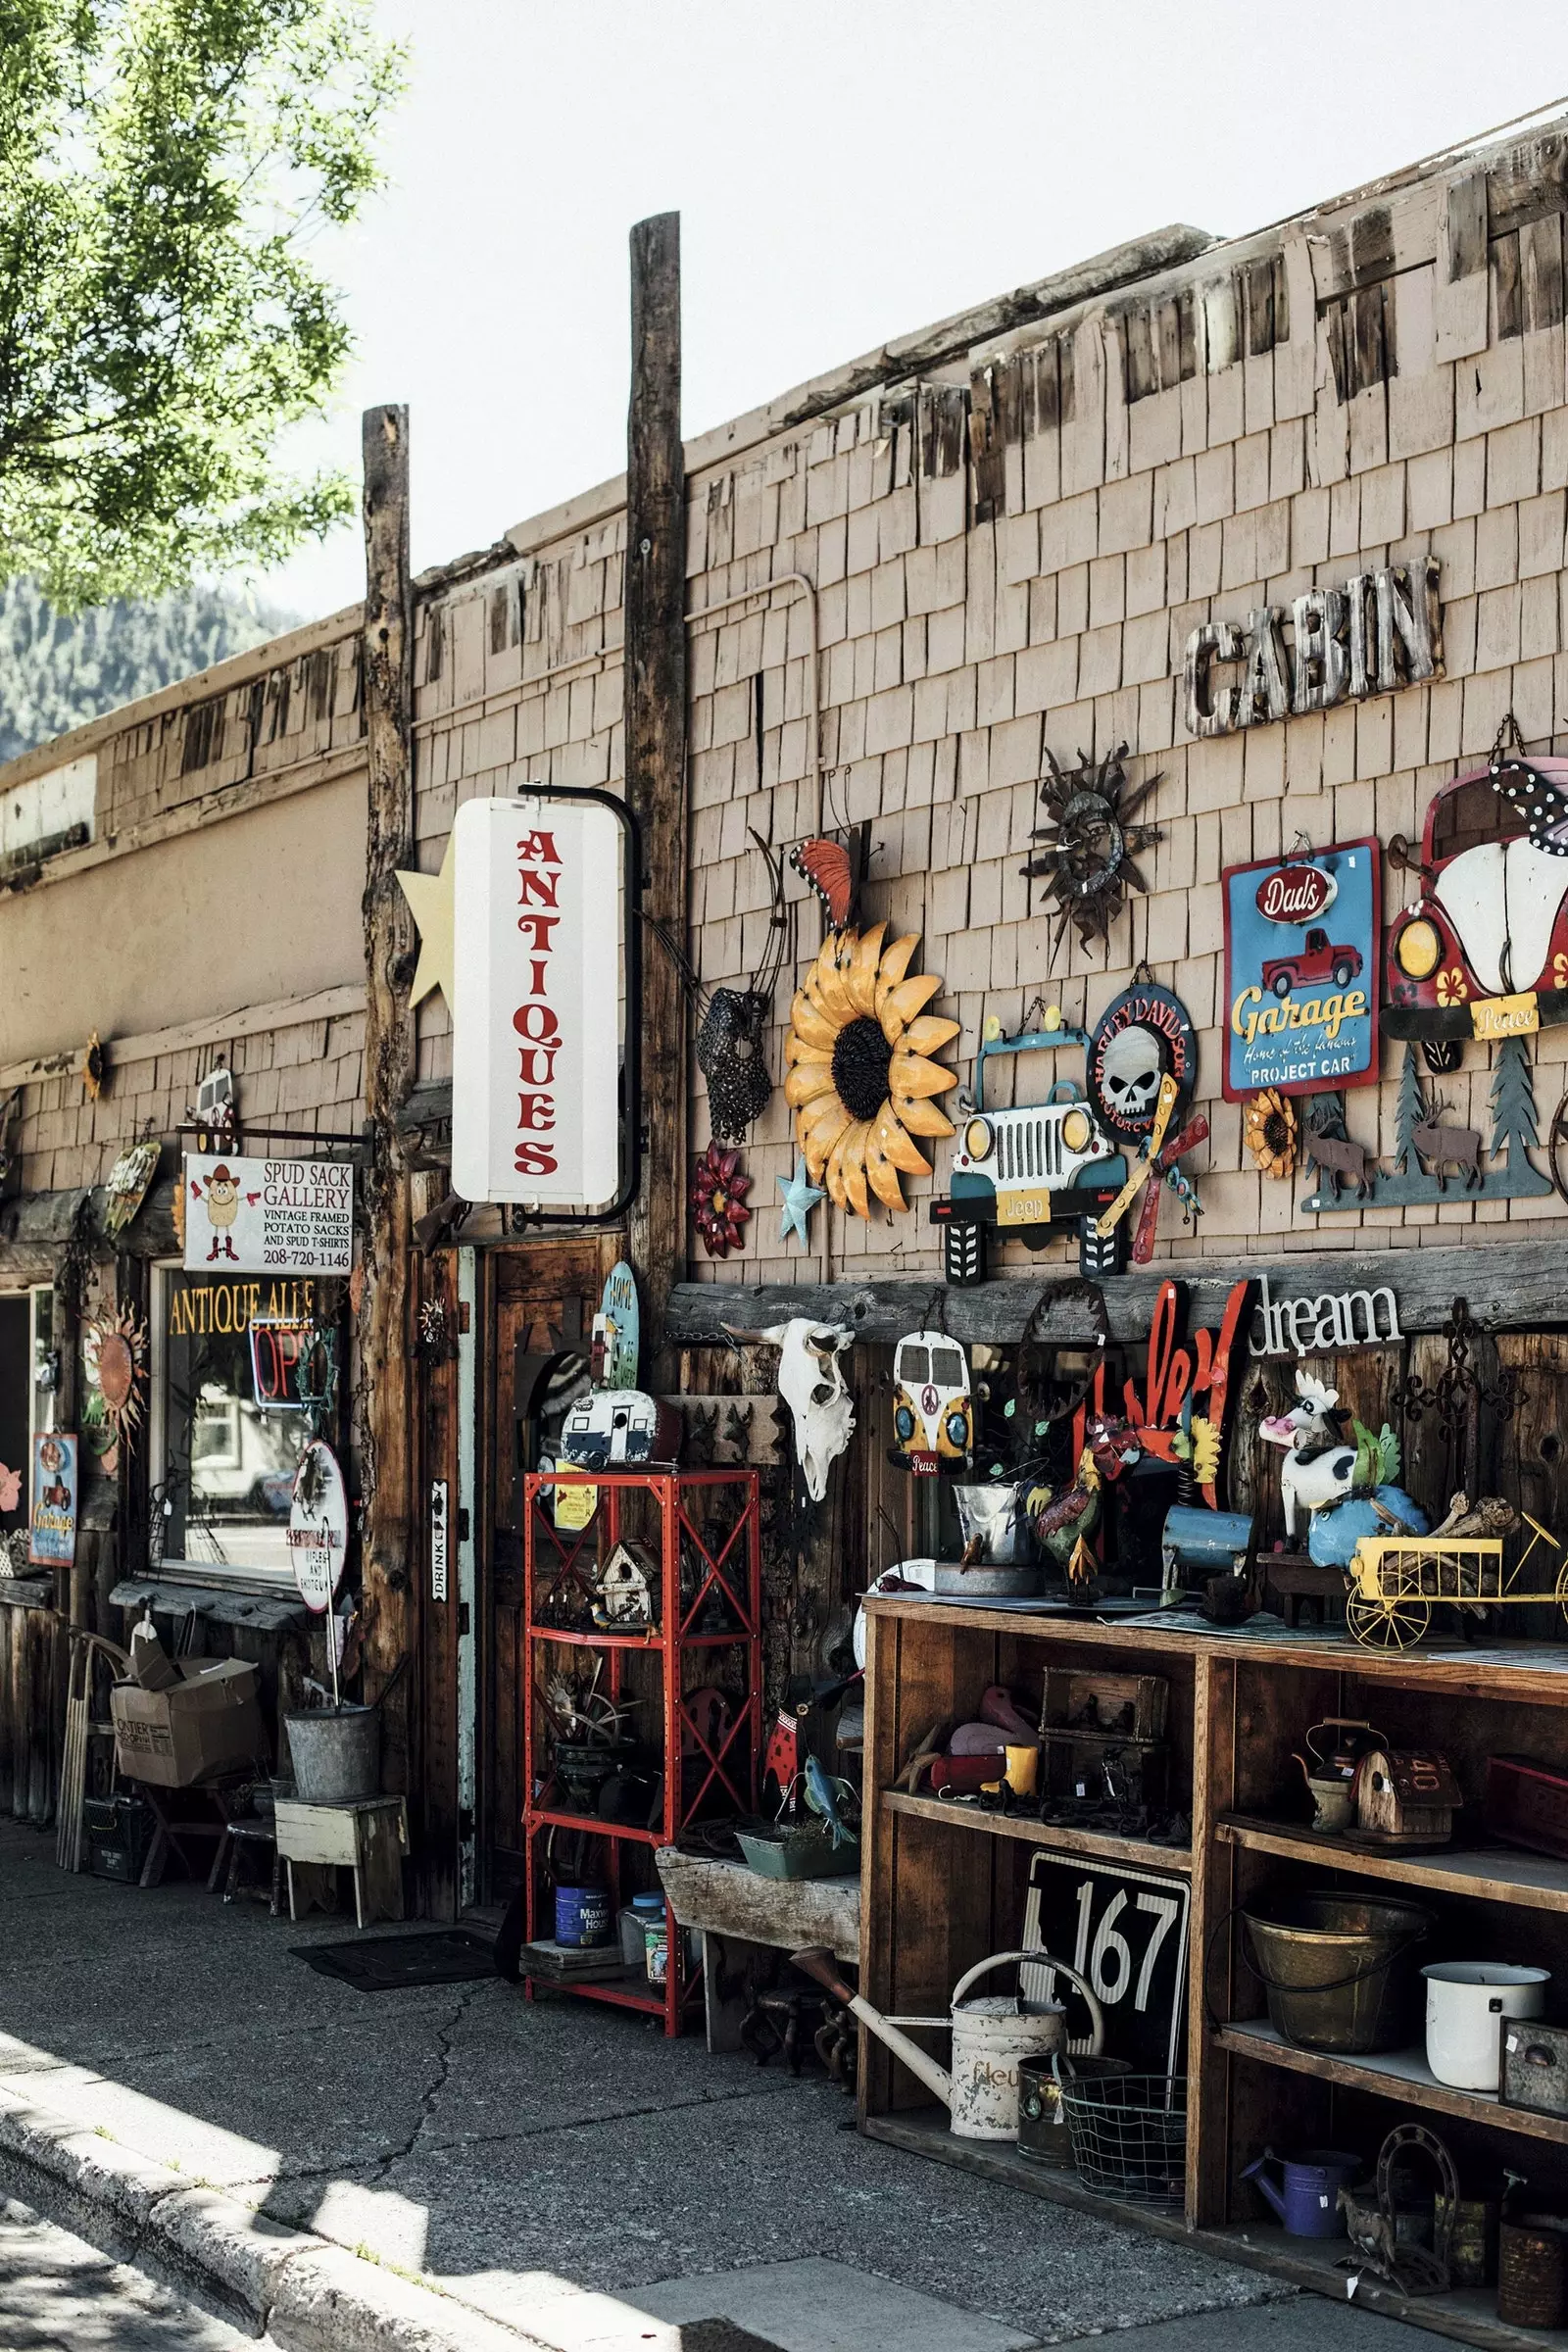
[450, 796, 621, 1207]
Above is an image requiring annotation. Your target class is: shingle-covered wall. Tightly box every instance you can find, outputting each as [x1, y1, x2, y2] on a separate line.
[405, 119, 1568, 1291]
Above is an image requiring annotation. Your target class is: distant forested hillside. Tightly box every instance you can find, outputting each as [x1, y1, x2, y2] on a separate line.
[0, 581, 299, 764]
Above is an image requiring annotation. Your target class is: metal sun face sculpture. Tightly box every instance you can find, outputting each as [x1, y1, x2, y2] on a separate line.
[784, 925, 958, 1217]
[1020, 743, 1162, 956]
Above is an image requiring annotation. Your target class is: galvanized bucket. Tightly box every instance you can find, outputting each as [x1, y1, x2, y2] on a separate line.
[1241, 1891, 1433, 2053]
[285, 1704, 380, 1805]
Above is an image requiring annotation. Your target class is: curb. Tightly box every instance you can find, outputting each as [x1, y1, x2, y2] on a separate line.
[0, 2083, 562, 2351]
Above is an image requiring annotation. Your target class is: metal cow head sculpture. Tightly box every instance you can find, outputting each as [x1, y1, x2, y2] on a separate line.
[722, 1317, 856, 1501]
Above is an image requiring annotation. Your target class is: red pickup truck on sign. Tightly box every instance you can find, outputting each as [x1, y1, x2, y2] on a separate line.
[1260, 927, 1363, 997]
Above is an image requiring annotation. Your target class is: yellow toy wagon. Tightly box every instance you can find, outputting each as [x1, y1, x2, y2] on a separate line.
[1344, 1515, 1563, 1647]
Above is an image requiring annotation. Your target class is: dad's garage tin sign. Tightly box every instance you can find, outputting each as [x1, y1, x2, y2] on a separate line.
[1222, 841, 1380, 1101]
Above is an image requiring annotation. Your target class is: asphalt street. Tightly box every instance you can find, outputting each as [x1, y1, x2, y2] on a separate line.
[0, 2195, 268, 2352]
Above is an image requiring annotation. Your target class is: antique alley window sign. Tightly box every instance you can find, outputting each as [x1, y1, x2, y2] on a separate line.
[183, 1155, 353, 1276]
[1249, 1270, 1402, 1358]
[1184, 561, 1441, 737]
[450, 795, 622, 1207]
[1223, 843, 1380, 1100]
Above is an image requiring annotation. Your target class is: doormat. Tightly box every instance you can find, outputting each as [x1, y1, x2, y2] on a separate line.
[292, 1928, 498, 1992]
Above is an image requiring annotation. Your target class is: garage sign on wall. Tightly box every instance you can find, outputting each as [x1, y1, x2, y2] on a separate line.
[1222, 841, 1381, 1102]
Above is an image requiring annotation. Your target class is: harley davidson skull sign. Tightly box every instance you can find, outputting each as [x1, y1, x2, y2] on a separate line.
[1088, 984, 1197, 1144]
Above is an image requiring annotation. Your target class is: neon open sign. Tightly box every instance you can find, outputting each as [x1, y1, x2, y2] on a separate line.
[248, 1315, 336, 1417]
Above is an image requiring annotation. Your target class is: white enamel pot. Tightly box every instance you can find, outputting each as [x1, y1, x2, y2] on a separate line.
[1423, 1962, 1549, 2089]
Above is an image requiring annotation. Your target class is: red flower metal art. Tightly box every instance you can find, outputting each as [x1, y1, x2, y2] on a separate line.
[692, 1141, 752, 1258]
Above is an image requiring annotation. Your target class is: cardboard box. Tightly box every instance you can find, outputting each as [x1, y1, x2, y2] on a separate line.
[111, 1656, 267, 1788]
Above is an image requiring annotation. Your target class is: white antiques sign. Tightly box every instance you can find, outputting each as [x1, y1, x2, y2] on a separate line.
[182, 1155, 353, 1275]
[450, 796, 621, 1207]
[288, 1440, 348, 1612]
[1249, 1269, 1402, 1358]
[1184, 560, 1441, 737]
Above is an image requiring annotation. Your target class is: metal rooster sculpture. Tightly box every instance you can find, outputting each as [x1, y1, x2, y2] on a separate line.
[1025, 1416, 1142, 1592]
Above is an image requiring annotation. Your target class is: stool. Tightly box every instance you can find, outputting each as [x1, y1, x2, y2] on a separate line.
[273, 1795, 409, 1929]
[210, 1818, 282, 1913]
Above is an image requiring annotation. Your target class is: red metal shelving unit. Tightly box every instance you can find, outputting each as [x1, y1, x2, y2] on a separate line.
[520, 1467, 762, 2035]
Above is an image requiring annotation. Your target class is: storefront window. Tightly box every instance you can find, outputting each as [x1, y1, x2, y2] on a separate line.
[0, 1289, 57, 1557]
[150, 1267, 330, 1586]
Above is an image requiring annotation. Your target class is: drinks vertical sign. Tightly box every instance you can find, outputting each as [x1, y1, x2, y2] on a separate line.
[451, 797, 621, 1206]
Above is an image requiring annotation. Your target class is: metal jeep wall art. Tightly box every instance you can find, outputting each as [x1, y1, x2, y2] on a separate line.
[1184, 559, 1441, 737]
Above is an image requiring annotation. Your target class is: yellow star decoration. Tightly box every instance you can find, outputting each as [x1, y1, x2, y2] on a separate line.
[396, 832, 458, 1010]
[784, 925, 958, 1216]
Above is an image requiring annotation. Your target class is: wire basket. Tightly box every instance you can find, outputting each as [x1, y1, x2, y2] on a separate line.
[1056, 2069, 1188, 2206]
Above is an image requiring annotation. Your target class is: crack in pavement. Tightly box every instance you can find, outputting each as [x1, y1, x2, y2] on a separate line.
[368, 1980, 483, 2182]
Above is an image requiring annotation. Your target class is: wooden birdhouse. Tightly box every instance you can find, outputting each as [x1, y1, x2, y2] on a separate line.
[1353, 1747, 1462, 1850]
[592, 1541, 660, 1631]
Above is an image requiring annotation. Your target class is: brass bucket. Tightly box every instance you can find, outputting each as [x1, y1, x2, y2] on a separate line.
[1242, 1892, 1433, 2054]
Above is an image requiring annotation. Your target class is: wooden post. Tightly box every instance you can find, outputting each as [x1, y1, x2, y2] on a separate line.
[360, 405, 416, 1793]
[624, 214, 687, 1390]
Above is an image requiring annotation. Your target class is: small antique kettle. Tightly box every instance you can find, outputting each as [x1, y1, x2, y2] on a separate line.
[1294, 1718, 1385, 1834]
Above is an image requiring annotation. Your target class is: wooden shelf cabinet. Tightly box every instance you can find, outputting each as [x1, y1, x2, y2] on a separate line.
[859, 1595, 1568, 2349]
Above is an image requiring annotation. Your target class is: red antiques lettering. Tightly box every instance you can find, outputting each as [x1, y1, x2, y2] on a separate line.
[513, 831, 564, 1178]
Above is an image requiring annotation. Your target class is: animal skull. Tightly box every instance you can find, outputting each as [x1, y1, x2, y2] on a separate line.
[723, 1317, 855, 1500]
[1100, 1024, 1164, 1124]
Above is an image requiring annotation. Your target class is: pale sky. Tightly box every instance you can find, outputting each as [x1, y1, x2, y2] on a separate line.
[259, 1, 1568, 622]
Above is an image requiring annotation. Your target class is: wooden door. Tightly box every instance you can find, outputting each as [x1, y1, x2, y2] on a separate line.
[479, 1239, 617, 1900]
[411, 1248, 461, 1920]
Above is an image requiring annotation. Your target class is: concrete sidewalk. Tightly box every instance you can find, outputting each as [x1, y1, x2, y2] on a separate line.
[0, 1818, 1436, 2352]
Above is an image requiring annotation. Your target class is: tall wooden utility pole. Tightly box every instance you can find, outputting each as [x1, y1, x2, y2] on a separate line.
[624, 214, 687, 1389]
[359, 403, 416, 1791]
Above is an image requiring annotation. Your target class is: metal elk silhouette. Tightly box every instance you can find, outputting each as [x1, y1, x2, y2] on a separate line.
[1412, 1093, 1483, 1194]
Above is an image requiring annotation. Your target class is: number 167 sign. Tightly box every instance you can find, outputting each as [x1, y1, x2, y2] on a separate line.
[1020, 1852, 1191, 2076]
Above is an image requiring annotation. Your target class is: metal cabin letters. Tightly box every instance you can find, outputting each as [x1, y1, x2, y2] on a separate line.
[1184, 560, 1441, 737]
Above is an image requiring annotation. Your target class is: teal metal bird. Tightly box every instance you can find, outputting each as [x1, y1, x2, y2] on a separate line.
[804, 1754, 858, 1849]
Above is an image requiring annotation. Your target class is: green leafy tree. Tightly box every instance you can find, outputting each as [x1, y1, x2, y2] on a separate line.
[0, 0, 403, 609]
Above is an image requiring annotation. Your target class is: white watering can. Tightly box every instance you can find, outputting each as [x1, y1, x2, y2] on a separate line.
[795, 1945, 1105, 2141]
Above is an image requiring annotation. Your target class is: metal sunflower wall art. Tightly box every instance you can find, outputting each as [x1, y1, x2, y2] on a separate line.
[784, 926, 958, 1216]
[1244, 1088, 1298, 1179]
[1020, 743, 1162, 958]
[82, 1303, 148, 1475]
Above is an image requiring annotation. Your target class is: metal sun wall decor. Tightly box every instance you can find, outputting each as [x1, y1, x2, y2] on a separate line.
[785, 922, 957, 1217]
[1222, 841, 1380, 1101]
[1020, 743, 1161, 959]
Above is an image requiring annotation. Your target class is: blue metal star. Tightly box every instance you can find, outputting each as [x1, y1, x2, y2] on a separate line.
[778, 1159, 825, 1247]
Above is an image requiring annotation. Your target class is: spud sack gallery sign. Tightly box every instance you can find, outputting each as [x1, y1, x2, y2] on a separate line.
[183, 1157, 353, 1275]
[451, 796, 621, 1206]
